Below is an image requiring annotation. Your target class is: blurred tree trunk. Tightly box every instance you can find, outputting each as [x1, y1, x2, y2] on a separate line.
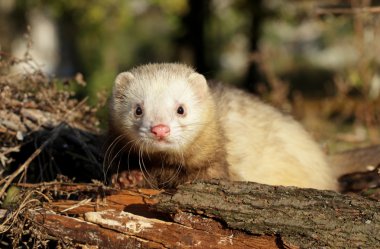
[178, 0, 211, 75]
[244, 0, 264, 93]
[56, 11, 85, 78]
[0, 6, 24, 53]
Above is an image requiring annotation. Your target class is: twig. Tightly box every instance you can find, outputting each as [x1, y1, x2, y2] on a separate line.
[15, 181, 99, 188]
[316, 6, 380, 15]
[0, 175, 11, 188]
[0, 123, 65, 199]
[0, 189, 50, 233]
[62, 96, 89, 121]
[60, 198, 92, 213]
[0, 145, 20, 168]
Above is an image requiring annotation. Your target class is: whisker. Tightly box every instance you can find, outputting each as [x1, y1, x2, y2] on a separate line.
[107, 139, 135, 173]
[138, 139, 157, 189]
[104, 135, 124, 169]
[103, 134, 128, 181]
[159, 142, 186, 188]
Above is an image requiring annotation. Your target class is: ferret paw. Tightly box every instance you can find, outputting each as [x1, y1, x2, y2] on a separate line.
[111, 170, 144, 189]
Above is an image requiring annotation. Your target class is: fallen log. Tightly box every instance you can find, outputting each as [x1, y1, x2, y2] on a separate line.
[8, 182, 291, 248]
[155, 180, 380, 248]
[28, 208, 284, 249]
[4, 180, 380, 248]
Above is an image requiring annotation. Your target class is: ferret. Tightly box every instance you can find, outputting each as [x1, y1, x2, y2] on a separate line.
[105, 63, 337, 190]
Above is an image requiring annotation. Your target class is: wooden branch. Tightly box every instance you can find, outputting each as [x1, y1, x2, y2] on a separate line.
[28, 210, 152, 248]
[9, 180, 380, 248]
[46, 188, 160, 215]
[14, 183, 160, 214]
[155, 180, 380, 248]
[328, 144, 380, 176]
[29, 209, 285, 249]
[16, 183, 288, 248]
[316, 6, 380, 15]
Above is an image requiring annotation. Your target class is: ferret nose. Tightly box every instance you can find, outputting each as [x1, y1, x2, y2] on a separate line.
[151, 124, 170, 139]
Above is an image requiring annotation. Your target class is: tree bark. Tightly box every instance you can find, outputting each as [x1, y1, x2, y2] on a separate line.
[13, 183, 288, 248]
[28, 208, 283, 248]
[7, 180, 380, 248]
[155, 180, 380, 248]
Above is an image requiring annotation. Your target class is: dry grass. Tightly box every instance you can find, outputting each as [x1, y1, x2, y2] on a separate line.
[0, 51, 105, 247]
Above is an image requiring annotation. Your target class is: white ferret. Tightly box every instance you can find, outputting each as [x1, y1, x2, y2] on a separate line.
[106, 63, 337, 190]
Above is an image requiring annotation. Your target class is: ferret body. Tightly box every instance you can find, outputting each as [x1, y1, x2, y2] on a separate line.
[106, 63, 337, 190]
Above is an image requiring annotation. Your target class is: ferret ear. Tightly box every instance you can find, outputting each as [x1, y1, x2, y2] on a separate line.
[115, 72, 135, 90]
[188, 72, 209, 99]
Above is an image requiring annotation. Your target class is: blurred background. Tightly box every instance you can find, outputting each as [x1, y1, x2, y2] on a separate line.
[1, 0, 380, 151]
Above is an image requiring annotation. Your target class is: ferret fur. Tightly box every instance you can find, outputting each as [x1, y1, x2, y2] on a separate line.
[106, 63, 337, 190]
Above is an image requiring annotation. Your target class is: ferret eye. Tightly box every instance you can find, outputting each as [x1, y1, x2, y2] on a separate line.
[135, 106, 143, 116]
[177, 105, 185, 115]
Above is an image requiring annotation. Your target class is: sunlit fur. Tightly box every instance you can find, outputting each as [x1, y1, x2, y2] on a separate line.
[213, 86, 336, 190]
[106, 63, 337, 190]
[106, 63, 229, 188]
[110, 64, 209, 153]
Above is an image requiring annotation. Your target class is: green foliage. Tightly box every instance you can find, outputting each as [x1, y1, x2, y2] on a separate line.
[14, 0, 188, 103]
[10, 0, 380, 128]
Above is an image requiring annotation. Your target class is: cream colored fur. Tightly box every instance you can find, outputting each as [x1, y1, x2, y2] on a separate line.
[110, 63, 337, 190]
[214, 87, 336, 190]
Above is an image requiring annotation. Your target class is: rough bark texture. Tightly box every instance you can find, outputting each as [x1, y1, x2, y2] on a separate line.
[10, 184, 284, 248]
[6, 180, 380, 248]
[28, 209, 283, 249]
[29, 210, 156, 248]
[155, 180, 380, 248]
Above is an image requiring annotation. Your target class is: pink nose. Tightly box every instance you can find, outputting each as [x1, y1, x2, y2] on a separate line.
[151, 124, 170, 139]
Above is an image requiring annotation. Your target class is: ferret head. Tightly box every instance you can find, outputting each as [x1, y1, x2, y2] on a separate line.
[109, 63, 213, 154]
